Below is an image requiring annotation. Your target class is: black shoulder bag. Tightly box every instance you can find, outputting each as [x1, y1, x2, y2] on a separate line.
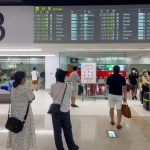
[5, 99, 30, 133]
[48, 84, 67, 115]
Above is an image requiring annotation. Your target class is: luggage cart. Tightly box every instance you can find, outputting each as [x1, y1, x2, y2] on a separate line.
[82, 84, 97, 101]
[81, 83, 107, 101]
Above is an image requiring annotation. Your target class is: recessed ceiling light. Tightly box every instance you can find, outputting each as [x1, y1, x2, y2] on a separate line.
[0, 49, 41, 52]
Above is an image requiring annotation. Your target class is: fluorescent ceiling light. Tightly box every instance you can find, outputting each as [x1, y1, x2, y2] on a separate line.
[0, 55, 55, 56]
[0, 49, 41, 52]
[66, 49, 150, 51]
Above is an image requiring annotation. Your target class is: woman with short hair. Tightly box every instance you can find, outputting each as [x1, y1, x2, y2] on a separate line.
[50, 69, 79, 150]
[6, 71, 36, 150]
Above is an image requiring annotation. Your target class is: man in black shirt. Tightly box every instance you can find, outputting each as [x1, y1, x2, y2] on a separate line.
[106, 65, 127, 129]
[128, 68, 139, 100]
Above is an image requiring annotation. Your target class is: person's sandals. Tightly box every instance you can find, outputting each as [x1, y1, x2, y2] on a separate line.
[72, 104, 79, 107]
[117, 125, 122, 129]
[110, 121, 115, 125]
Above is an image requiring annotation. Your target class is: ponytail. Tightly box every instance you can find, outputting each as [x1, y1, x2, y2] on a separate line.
[13, 81, 20, 88]
[13, 71, 26, 88]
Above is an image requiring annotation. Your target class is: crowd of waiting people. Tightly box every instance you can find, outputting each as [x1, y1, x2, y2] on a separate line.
[128, 68, 150, 100]
[2, 66, 150, 150]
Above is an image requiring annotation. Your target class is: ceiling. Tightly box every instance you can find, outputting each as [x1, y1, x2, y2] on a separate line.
[1, 43, 150, 58]
[0, 0, 149, 5]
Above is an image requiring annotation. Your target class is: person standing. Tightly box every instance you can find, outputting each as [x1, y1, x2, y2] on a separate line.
[128, 68, 139, 100]
[70, 66, 80, 107]
[31, 67, 39, 91]
[50, 69, 79, 150]
[142, 69, 150, 93]
[6, 71, 36, 150]
[106, 65, 127, 129]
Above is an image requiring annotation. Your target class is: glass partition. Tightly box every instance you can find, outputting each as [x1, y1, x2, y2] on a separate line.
[60, 52, 126, 100]
[0, 57, 45, 90]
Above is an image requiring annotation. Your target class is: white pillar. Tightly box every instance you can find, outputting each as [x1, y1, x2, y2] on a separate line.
[45, 55, 59, 90]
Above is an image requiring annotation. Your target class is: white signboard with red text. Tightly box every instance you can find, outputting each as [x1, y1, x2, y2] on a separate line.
[81, 63, 96, 83]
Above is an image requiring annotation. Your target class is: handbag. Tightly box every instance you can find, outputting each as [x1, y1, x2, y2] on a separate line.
[5, 101, 30, 133]
[122, 102, 132, 118]
[47, 83, 67, 115]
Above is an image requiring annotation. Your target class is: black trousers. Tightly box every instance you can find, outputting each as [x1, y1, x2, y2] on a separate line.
[52, 111, 76, 150]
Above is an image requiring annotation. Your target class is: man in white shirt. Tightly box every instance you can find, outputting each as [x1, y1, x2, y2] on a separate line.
[31, 67, 39, 91]
[70, 66, 80, 107]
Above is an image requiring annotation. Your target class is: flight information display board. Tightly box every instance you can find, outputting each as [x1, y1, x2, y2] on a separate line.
[34, 5, 150, 43]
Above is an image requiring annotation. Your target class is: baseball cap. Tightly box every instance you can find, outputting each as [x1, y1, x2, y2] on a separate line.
[55, 69, 68, 80]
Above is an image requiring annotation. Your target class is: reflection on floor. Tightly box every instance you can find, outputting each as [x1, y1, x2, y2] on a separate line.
[0, 91, 150, 150]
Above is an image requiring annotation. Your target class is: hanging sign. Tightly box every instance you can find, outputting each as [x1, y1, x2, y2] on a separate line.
[81, 63, 96, 83]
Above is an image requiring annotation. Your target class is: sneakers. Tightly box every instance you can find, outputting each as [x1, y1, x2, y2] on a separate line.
[71, 104, 79, 107]
[70, 145, 79, 150]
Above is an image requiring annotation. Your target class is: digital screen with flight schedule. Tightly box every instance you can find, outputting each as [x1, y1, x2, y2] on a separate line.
[34, 5, 150, 43]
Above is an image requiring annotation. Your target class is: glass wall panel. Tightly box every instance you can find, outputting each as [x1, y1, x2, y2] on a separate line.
[60, 52, 126, 100]
[0, 57, 10, 87]
[0, 57, 45, 90]
[59, 53, 68, 70]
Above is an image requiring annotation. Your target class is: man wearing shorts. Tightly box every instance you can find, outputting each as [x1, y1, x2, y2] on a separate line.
[70, 66, 80, 107]
[106, 65, 127, 129]
[128, 68, 139, 100]
[31, 67, 39, 91]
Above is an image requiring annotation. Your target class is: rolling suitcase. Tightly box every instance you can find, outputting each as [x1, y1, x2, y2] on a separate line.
[139, 90, 143, 102]
[143, 92, 150, 111]
[78, 84, 84, 95]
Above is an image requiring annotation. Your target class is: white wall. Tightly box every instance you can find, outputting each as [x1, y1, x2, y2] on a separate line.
[45, 56, 59, 90]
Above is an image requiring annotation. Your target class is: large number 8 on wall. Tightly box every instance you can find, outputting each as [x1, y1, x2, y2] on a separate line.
[0, 13, 5, 41]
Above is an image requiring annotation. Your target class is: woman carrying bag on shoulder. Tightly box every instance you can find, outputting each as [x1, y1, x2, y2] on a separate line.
[50, 69, 79, 150]
[6, 71, 36, 150]
[142, 69, 150, 93]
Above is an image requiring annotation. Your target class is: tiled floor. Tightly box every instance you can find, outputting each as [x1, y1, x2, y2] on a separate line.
[0, 90, 150, 150]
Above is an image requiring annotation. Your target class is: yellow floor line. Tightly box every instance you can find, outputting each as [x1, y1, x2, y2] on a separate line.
[130, 107, 150, 140]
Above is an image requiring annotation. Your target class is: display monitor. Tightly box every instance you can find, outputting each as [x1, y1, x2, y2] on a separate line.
[106, 65, 125, 70]
[70, 58, 79, 63]
[34, 5, 150, 43]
